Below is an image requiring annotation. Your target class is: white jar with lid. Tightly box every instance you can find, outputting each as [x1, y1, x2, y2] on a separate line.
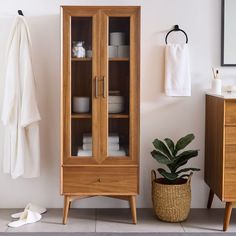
[72, 41, 86, 58]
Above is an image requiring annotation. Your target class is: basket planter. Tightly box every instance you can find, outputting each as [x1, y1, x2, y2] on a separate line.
[151, 170, 192, 222]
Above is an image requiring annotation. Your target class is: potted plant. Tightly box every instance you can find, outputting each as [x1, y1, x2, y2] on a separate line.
[151, 133, 200, 222]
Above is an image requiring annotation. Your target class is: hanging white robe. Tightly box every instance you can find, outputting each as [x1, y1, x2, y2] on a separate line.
[1, 15, 41, 179]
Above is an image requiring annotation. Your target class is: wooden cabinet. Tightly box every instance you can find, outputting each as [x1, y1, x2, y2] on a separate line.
[61, 6, 140, 224]
[205, 94, 236, 231]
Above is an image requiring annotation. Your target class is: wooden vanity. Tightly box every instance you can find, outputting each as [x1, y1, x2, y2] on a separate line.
[205, 93, 236, 231]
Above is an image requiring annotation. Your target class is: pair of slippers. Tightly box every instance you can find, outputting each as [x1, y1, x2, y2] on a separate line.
[8, 203, 47, 228]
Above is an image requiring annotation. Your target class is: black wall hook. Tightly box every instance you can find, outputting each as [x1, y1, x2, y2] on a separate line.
[165, 25, 188, 44]
[18, 10, 24, 16]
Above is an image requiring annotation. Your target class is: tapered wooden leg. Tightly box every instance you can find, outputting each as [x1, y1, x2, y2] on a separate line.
[207, 189, 214, 209]
[68, 201, 72, 209]
[223, 202, 233, 231]
[63, 196, 70, 225]
[129, 196, 137, 224]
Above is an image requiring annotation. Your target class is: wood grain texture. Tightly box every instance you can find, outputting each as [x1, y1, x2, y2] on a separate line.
[225, 145, 236, 168]
[63, 166, 138, 195]
[225, 126, 236, 145]
[224, 169, 236, 200]
[205, 95, 225, 200]
[225, 100, 236, 125]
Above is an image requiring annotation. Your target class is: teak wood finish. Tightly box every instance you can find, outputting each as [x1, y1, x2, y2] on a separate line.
[205, 94, 236, 231]
[61, 6, 140, 224]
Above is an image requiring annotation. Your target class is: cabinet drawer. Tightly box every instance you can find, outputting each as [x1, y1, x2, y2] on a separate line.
[225, 127, 236, 145]
[224, 168, 236, 200]
[63, 167, 138, 194]
[226, 101, 236, 125]
[225, 146, 236, 168]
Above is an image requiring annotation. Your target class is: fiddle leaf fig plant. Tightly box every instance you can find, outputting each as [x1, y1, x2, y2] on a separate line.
[151, 133, 200, 184]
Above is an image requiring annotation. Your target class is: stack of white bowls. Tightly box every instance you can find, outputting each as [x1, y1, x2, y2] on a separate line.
[109, 32, 129, 58]
[108, 91, 125, 113]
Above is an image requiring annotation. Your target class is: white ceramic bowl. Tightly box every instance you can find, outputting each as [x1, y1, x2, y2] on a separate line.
[109, 95, 124, 104]
[109, 103, 124, 113]
[73, 97, 90, 113]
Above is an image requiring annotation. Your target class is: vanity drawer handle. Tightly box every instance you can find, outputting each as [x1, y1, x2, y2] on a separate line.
[97, 178, 101, 182]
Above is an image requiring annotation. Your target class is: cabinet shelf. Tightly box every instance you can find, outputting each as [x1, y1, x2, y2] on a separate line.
[71, 113, 129, 119]
[109, 57, 129, 62]
[109, 114, 129, 118]
[71, 113, 92, 118]
[71, 58, 92, 61]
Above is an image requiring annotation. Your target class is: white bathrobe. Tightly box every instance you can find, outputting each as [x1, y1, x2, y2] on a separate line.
[1, 16, 41, 178]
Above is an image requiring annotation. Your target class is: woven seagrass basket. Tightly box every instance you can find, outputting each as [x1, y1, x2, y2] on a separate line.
[151, 170, 192, 222]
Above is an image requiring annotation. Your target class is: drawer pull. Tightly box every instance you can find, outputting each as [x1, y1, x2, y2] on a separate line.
[97, 178, 101, 182]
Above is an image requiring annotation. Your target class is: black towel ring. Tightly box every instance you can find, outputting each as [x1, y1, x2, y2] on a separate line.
[165, 25, 188, 44]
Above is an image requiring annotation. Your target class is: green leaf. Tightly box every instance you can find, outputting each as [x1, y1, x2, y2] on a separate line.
[153, 139, 172, 159]
[175, 134, 195, 153]
[151, 150, 173, 165]
[176, 167, 200, 174]
[174, 150, 198, 172]
[157, 168, 178, 181]
[164, 138, 175, 157]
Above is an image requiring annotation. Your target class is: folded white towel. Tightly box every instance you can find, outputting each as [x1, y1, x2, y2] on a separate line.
[77, 148, 92, 157]
[77, 147, 126, 157]
[165, 44, 191, 96]
[83, 133, 119, 144]
[109, 148, 127, 157]
[83, 143, 120, 151]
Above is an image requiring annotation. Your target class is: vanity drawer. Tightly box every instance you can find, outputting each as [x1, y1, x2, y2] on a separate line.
[226, 101, 236, 125]
[62, 166, 138, 195]
[225, 146, 236, 168]
[224, 168, 236, 200]
[225, 127, 236, 145]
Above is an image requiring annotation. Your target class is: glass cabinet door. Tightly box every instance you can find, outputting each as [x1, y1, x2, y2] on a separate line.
[62, 10, 100, 163]
[108, 17, 130, 158]
[100, 10, 139, 163]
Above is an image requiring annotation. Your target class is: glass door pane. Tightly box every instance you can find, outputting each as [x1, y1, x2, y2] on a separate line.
[108, 17, 130, 157]
[71, 17, 93, 157]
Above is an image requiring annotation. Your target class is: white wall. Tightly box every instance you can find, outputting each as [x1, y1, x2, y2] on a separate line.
[0, 0, 234, 208]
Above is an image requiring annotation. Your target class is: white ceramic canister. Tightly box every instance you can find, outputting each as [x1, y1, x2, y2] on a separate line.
[211, 79, 222, 95]
[117, 45, 130, 58]
[110, 32, 125, 46]
[72, 41, 86, 58]
[109, 46, 118, 58]
[73, 97, 90, 113]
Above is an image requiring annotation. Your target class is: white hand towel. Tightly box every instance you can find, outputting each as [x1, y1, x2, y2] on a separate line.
[165, 44, 191, 96]
[83, 143, 120, 151]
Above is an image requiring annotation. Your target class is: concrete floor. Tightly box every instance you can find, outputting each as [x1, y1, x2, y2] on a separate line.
[0, 208, 235, 233]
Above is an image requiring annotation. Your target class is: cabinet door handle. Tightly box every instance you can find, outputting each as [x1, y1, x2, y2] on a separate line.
[95, 76, 99, 98]
[103, 76, 107, 98]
